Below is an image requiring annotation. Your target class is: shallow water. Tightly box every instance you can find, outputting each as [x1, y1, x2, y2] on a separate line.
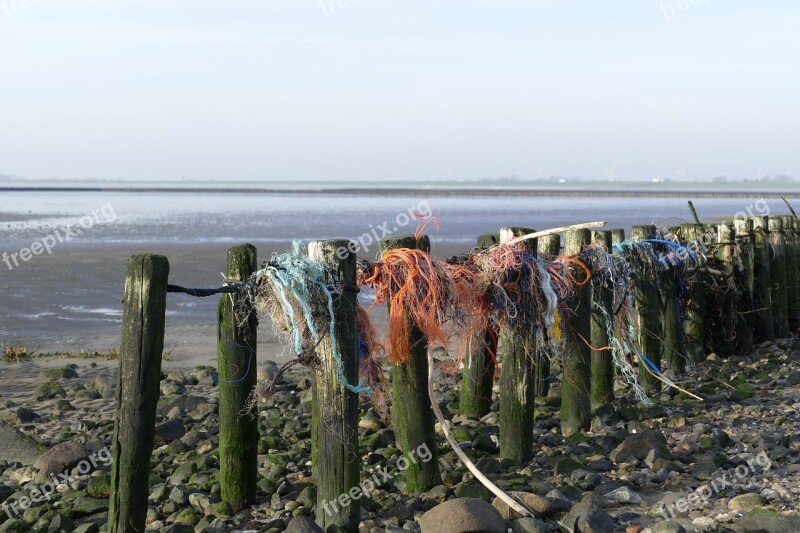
[0, 190, 782, 363]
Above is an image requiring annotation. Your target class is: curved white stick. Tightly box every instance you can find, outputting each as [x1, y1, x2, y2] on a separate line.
[505, 221, 607, 246]
[426, 351, 530, 517]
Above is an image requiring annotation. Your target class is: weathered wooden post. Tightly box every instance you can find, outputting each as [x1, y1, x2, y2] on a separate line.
[716, 224, 737, 356]
[751, 216, 775, 342]
[535, 233, 561, 398]
[561, 228, 591, 436]
[109, 254, 169, 533]
[610, 228, 626, 245]
[657, 240, 686, 374]
[459, 233, 499, 417]
[768, 217, 789, 337]
[498, 227, 536, 460]
[217, 244, 258, 512]
[309, 240, 361, 531]
[733, 218, 755, 353]
[679, 223, 707, 361]
[631, 225, 663, 390]
[780, 215, 800, 329]
[380, 235, 441, 492]
[589, 230, 614, 411]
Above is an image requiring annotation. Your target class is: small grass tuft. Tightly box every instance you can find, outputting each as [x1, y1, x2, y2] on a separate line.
[2, 344, 34, 363]
[1, 345, 118, 362]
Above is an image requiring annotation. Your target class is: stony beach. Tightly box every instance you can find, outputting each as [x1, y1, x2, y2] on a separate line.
[0, 335, 799, 533]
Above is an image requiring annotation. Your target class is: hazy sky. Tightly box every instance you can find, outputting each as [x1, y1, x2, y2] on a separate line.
[1, 1, 798, 182]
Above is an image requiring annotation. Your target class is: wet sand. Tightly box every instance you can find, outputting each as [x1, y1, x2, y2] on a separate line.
[0, 243, 399, 369]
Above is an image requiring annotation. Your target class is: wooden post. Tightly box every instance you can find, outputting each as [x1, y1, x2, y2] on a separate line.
[733, 218, 755, 353]
[499, 227, 536, 460]
[768, 217, 789, 337]
[679, 223, 707, 362]
[535, 233, 561, 397]
[631, 225, 663, 390]
[380, 235, 441, 492]
[659, 241, 686, 374]
[309, 240, 360, 531]
[589, 230, 614, 411]
[109, 254, 169, 533]
[561, 228, 591, 436]
[459, 233, 500, 417]
[217, 244, 258, 512]
[716, 224, 737, 356]
[751, 216, 775, 341]
[780, 215, 800, 330]
[610, 228, 626, 245]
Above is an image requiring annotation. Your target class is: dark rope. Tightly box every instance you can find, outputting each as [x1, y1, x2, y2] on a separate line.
[167, 284, 241, 297]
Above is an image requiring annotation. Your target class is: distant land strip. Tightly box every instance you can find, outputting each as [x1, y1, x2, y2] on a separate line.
[1, 186, 799, 199]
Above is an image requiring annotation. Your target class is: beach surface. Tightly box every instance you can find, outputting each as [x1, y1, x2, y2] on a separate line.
[1, 338, 799, 531]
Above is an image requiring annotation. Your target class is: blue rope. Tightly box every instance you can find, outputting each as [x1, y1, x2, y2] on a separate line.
[641, 238, 698, 264]
[258, 240, 370, 395]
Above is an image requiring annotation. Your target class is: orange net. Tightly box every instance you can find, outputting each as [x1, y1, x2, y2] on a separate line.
[360, 247, 488, 364]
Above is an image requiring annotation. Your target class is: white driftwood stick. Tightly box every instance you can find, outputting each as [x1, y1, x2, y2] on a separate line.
[505, 221, 607, 246]
[426, 351, 531, 517]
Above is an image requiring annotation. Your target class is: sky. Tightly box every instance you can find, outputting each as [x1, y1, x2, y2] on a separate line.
[0, 0, 798, 183]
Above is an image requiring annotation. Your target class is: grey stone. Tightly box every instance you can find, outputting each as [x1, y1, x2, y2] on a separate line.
[180, 430, 206, 447]
[39, 366, 78, 380]
[728, 492, 766, 511]
[511, 517, 549, 533]
[169, 485, 190, 505]
[492, 492, 557, 519]
[559, 495, 614, 533]
[157, 395, 211, 416]
[418, 498, 507, 533]
[155, 419, 186, 443]
[738, 507, 800, 533]
[33, 441, 87, 477]
[15, 407, 40, 423]
[603, 486, 642, 504]
[169, 462, 198, 485]
[0, 520, 27, 533]
[421, 484, 448, 501]
[72, 524, 100, 533]
[284, 516, 324, 533]
[93, 374, 116, 399]
[0, 421, 40, 464]
[647, 521, 686, 533]
[610, 430, 670, 464]
[0, 484, 14, 504]
[544, 489, 574, 511]
[160, 382, 185, 396]
[34, 381, 66, 401]
[46, 512, 75, 533]
[70, 497, 108, 517]
[163, 525, 194, 533]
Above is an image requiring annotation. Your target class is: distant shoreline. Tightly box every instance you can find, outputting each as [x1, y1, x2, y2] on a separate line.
[1, 185, 798, 199]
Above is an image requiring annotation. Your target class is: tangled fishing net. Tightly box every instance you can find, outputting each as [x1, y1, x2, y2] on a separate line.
[231, 221, 713, 414]
[242, 240, 370, 402]
[358, 248, 488, 367]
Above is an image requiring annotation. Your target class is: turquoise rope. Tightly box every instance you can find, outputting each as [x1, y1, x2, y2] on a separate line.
[256, 240, 370, 395]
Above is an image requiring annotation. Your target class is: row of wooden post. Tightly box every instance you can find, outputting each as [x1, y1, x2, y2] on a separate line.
[108, 214, 800, 532]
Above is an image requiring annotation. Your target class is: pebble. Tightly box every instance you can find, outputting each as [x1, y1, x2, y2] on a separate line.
[1, 344, 798, 532]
